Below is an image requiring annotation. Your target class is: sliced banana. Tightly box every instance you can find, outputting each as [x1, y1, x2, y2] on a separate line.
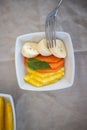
[50, 39, 66, 58]
[21, 42, 39, 58]
[37, 39, 52, 56]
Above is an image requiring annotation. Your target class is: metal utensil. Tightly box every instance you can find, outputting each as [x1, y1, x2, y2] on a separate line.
[45, 0, 62, 48]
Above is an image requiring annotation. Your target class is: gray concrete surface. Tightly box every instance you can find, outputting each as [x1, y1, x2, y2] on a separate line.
[0, 0, 87, 130]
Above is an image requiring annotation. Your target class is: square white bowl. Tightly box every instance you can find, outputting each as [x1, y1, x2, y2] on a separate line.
[0, 93, 16, 130]
[15, 32, 75, 91]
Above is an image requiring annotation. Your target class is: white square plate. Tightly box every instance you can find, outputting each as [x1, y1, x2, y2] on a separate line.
[0, 93, 16, 130]
[15, 32, 75, 91]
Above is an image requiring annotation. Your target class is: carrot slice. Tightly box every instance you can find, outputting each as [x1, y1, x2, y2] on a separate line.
[35, 54, 62, 63]
[23, 56, 65, 73]
[24, 57, 28, 66]
[37, 59, 65, 73]
[49, 59, 64, 69]
[24, 55, 62, 65]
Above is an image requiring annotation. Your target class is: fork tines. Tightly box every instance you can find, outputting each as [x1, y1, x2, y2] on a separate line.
[45, 0, 62, 48]
[45, 14, 56, 48]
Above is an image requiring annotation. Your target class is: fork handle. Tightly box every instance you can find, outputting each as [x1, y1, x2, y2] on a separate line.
[55, 0, 62, 15]
[57, 0, 62, 8]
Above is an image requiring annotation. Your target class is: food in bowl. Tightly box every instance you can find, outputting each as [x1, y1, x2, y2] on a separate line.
[21, 38, 67, 87]
[0, 96, 14, 130]
[15, 32, 75, 91]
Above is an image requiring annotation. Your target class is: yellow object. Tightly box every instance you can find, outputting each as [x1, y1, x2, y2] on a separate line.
[27, 67, 64, 79]
[5, 101, 14, 130]
[0, 97, 5, 130]
[24, 67, 65, 87]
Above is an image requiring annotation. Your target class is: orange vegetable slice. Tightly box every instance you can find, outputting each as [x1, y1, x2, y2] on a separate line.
[37, 59, 65, 73]
[23, 56, 65, 73]
[24, 57, 28, 66]
[35, 54, 62, 63]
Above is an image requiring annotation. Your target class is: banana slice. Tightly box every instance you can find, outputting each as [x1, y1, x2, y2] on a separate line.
[50, 39, 66, 58]
[22, 42, 39, 58]
[37, 39, 52, 56]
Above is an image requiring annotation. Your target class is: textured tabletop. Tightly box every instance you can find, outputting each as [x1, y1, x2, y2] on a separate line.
[0, 0, 87, 130]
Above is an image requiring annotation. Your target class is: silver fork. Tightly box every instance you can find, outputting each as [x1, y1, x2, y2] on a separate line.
[45, 0, 62, 48]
